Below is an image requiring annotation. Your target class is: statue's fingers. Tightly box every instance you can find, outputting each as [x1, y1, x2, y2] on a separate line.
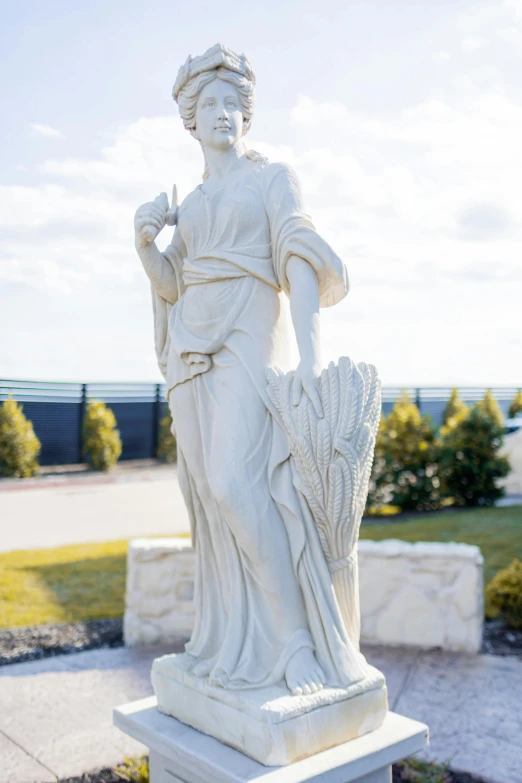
[138, 211, 164, 226]
[146, 205, 166, 221]
[154, 192, 170, 212]
[292, 375, 302, 407]
[136, 205, 163, 223]
[136, 215, 162, 230]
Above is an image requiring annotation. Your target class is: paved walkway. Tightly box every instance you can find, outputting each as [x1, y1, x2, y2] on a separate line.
[1, 643, 520, 783]
[0, 470, 190, 552]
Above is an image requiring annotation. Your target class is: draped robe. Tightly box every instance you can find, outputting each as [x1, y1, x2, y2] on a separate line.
[152, 159, 369, 690]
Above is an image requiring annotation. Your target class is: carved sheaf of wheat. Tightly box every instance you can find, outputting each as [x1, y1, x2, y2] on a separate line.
[266, 358, 381, 568]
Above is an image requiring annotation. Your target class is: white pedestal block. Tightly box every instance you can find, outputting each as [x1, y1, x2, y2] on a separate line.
[114, 697, 428, 783]
[151, 653, 388, 766]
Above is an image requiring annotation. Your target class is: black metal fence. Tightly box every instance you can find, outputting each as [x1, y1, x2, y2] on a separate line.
[0, 380, 168, 466]
[1, 379, 520, 467]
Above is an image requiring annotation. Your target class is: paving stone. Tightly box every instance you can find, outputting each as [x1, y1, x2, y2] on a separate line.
[0, 645, 174, 780]
[1, 644, 520, 783]
[395, 650, 522, 783]
[360, 644, 419, 709]
[0, 730, 56, 783]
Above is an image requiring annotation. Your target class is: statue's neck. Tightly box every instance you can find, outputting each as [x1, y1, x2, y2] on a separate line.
[202, 142, 248, 182]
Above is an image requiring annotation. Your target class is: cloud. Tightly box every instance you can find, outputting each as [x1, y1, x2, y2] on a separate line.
[455, 203, 514, 242]
[2, 0, 521, 383]
[30, 123, 66, 140]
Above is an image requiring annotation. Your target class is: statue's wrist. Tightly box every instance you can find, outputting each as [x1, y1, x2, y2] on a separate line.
[135, 236, 154, 254]
[298, 354, 321, 374]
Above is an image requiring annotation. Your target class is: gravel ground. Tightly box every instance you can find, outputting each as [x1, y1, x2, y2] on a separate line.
[482, 618, 522, 657]
[2, 616, 521, 668]
[0, 619, 123, 665]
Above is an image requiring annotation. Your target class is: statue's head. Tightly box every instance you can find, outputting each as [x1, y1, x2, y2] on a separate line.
[172, 44, 255, 153]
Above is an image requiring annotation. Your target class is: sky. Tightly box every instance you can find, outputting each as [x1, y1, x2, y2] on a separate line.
[0, 0, 521, 385]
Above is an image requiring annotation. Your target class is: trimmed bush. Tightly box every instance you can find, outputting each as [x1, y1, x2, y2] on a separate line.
[83, 400, 122, 471]
[440, 388, 469, 433]
[0, 398, 41, 478]
[438, 404, 510, 507]
[476, 389, 504, 427]
[509, 389, 522, 419]
[368, 391, 441, 512]
[157, 413, 177, 463]
[485, 558, 522, 628]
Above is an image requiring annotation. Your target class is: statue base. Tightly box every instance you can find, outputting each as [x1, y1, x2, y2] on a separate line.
[151, 653, 388, 766]
[114, 696, 428, 783]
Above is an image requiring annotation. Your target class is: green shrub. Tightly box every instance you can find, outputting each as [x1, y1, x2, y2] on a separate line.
[114, 755, 149, 782]
[509, 390, 522, 419]
[0, 398, 41, 478]
[368, 391, 441, 512]
[83, 400, 122, 471]
[395, 757, 451, 782]
[441, 388, 469, 428]
[438, 405, 510, 507]
[476, 389, 504, 427]
[485, 558, 522, 628]
[157, 413, 177, 463]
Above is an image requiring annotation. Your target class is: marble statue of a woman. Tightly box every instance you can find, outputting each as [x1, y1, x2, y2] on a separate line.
[134, 44, 387, 765]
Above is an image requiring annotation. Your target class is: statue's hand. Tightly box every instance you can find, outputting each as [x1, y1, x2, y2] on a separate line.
[134, 193, 169, 248]
[292, 361, 323, 418]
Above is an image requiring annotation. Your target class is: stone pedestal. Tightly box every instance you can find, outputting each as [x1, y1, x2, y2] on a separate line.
[151, 653, 388, 766]
[114, 697, 428, 783]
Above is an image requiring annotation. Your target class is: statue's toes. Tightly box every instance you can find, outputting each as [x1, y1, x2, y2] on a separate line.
[193, 658, 213, 678]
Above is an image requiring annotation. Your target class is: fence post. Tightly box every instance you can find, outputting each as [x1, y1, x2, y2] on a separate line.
[415, 388, 422, 413]
[152, 383, 161, 458]
[78, 383, 87, 463]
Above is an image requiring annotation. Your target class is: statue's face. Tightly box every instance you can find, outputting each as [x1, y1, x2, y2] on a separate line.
[192, 78, 243, 150]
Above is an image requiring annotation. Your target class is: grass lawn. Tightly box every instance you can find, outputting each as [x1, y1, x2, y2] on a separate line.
[0, 539, 129, 628]
[361, 505, 522, 584]
[1, 506, 520, 629]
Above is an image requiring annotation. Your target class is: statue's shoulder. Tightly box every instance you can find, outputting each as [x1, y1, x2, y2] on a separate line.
[254, 159, 301, 190]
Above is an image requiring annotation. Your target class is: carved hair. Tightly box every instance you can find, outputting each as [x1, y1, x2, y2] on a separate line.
[173, 43, 265, 180]
[173, 44, 255, 131]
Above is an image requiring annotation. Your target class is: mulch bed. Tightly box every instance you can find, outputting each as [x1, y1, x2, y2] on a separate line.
[482, 618, 522, 657]
[393, 765, 488, 783]
[57, 770, 122, 783]
[53, 760, 489, 783]
[2, 615, 522, 668]
[0, 618, 123, 666]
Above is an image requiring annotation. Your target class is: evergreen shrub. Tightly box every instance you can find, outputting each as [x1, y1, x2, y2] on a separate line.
[438, 405, 510, 507]
[476, 389, 504, 427]
[83, 400, 122, 471]
[157, 413, 177, 463]
[368, 391, 441, 512]
[0, 398, 41, 478]
[485, 558, 522, 628]
[440, 388, 469, 433]
[509, 390, 522, 419]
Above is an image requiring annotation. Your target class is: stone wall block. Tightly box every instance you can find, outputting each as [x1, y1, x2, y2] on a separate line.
[124, 537, 484, 653]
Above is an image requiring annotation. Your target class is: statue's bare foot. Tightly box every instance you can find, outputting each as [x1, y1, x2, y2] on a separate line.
[192, 657, 213, 678]
[285, 647, 325, 695]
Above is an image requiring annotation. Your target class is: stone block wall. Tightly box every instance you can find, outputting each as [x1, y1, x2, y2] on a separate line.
[124, 538, 196, 646]
[124, 537, 483, 653]
[358, 540, 484, 653]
